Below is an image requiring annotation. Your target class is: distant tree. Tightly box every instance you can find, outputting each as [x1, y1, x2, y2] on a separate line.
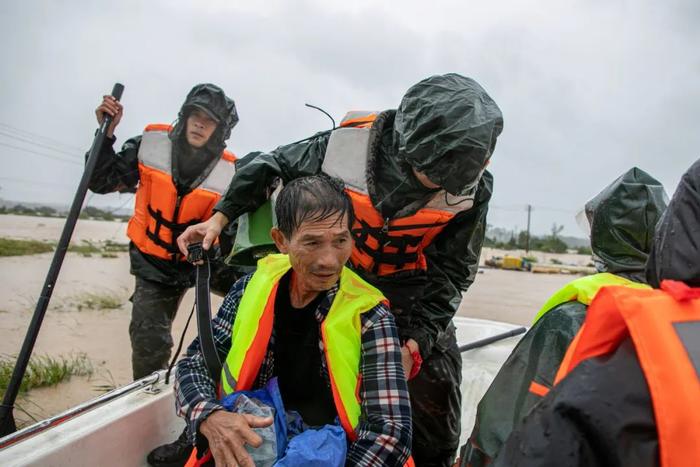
[36, 206, 57, 217]
[550, 223, 564, 240]
[577, 245, 592, 255]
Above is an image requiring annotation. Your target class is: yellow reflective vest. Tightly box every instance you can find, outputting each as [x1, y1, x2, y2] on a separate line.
[533, 272, 649, 325]
[220, 254, 386, 439]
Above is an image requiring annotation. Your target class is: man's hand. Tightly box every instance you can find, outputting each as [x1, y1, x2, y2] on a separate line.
[199, 410, 273, 467]
[95, 95, 123, 138]
[178, 212, 230, 259]
[400, 339, 421, 380]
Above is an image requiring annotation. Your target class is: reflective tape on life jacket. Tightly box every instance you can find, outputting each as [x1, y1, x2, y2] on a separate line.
[126, 124, 236, 260]
[322, 111, 474, 276]
[533, 272, 650, 325]
[220, 254, 386, 439]
[554, 281, 700, 467]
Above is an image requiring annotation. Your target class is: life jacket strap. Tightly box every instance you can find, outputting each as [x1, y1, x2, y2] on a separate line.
[145, 204, 203, 255]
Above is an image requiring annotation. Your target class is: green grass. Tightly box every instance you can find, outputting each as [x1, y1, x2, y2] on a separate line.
[75, 292, 123, 311]
[0, 238, 54, 257]
[91, 369, 118, 393]
[0, 353, 93, 395]
[67, 241, 102, 256]
[68, 240, 129, 257]
[103, 240, 129, 252]
[0, 237, 129, 258]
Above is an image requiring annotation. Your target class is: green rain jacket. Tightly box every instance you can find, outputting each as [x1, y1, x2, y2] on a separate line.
[215, 74, 504, 357]
[465, 167, 668, 466]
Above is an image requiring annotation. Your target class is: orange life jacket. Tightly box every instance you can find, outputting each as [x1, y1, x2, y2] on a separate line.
[554, 280, 700, 467]
[322, 112, 475, 276]
[126, 124, 236, 261]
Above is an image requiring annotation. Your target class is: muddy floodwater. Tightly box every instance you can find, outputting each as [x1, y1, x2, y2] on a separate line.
[0, 214, 585, 427]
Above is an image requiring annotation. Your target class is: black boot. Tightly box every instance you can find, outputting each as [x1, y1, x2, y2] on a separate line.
[147, 427, 193, 467]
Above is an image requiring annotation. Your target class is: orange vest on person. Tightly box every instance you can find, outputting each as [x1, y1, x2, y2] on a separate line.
[126, 124, 236, 261]
[321, 111, 475, 276]
[554, 280, 700, 467]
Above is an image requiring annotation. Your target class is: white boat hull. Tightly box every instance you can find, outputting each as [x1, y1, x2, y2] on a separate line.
[0, 317, 523, 466]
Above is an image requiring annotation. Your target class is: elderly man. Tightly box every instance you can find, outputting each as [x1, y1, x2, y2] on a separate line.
[175, 174, 412, 466]
[179, 74, 503, 465]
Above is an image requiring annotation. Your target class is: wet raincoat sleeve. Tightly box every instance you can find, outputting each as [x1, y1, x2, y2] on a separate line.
[406, 171, 493, 357]
[213, 133, 331, 220]
[87, 134, 141, 194]
[492, 338, 658, 467]
[467, 300, 587, 465]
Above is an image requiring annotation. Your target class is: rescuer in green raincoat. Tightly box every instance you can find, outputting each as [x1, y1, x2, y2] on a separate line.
[464, 167, 668, 466]
[178, 73, 504, 466]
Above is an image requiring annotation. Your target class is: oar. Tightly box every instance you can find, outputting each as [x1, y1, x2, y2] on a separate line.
[0, 83, 124, 437]
[459, 327, 526, 352]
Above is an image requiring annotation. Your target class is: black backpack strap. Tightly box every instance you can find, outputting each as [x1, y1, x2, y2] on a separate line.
[187, 242, 222, 381]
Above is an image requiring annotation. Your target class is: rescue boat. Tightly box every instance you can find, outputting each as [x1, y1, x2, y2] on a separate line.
[0, 317, 524, 466]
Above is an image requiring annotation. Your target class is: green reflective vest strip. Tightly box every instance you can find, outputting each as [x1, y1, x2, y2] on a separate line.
[322, 267, 386, 434]
[220, 254, 290, 395]
[533, 272, 649, 325]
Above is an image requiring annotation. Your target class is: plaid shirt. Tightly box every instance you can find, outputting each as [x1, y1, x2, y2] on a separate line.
[175, 273, 412, 466]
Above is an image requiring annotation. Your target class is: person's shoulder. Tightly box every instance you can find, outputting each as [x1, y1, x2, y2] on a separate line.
[536, 300, 587, 330]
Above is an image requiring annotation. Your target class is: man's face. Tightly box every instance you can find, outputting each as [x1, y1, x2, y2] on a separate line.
[272, 213, 352, 293]
[185, 109, 218, 149]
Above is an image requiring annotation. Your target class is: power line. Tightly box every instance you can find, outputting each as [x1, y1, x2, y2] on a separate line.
[101, 194, 135, 215]
[490, 204, 576, 214]
[0, 176, 76, 188]
[0, 122, 84, 152]
[0, 130, 82, 159]
[0, 142, 82, 166]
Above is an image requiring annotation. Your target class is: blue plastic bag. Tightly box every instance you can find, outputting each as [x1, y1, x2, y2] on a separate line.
[221, 377, 347, 467]
[221, 377, 288, 460]
[274, 423, 346, 467]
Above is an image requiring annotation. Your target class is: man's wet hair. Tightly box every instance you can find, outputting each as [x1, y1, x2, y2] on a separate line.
[275, 174, 354, 238]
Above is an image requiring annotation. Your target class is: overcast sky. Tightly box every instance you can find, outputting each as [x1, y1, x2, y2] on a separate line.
[1, 0, 698, 236]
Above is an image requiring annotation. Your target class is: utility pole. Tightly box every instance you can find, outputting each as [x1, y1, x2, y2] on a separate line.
[525, 204, 532, 253]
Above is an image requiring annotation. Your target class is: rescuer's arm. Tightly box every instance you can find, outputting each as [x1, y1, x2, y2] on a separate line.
[406, 171, 493, 359]
[177, 132, 331, 254]
[87, 95, 140, 194]
[215, 132, 330, 221]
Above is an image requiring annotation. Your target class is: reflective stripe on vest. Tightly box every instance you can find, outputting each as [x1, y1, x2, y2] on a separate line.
[126, 124, 236, 260]
[555, 281, 700, 467]
[532, 272, 650, 325]
[321, 111, 474, 276]
[220, 253, 386, 439]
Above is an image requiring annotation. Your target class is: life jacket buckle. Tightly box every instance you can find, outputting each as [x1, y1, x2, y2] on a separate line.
[187, 242, 205, 264]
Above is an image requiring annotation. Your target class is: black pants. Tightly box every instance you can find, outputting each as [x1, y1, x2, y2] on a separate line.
[408, 323, 462, 467]
[129, 277, 187, 380]
[129, 263, 241, 380]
